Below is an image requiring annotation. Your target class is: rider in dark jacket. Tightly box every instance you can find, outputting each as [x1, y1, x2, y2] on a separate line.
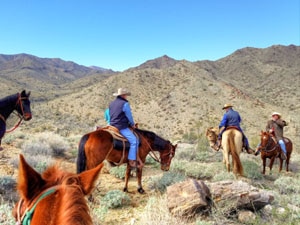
[109, 88, 143, 169]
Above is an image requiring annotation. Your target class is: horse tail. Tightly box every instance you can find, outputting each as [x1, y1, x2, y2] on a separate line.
[77, 134, 89, 174]
[229, 132, 244, 176]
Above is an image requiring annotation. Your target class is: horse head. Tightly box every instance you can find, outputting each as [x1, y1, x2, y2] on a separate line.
[159, 141, 177, 171]
[206, 127, 219, 148]
[259, 130, 274, 151]
[13, 154, 103, 225]
[16, 90, 32, 121]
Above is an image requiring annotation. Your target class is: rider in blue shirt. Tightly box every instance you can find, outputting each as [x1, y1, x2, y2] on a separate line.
[214, 104, 254, 153]
[109, 88, 143, 169]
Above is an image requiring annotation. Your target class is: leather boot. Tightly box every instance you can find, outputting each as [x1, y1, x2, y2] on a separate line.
[281, 151, 287, 160]
[245, 146, 255, 154]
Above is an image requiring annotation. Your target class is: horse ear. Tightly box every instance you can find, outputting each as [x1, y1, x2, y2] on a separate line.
[78, 163, 103, 195]
[17, 154, 45, 201]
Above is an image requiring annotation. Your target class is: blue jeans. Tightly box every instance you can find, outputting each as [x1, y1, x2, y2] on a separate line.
[120, 128, 139, 160]
[278, 140, 287, 155]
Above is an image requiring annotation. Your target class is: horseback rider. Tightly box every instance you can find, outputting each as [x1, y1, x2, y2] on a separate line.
[109, 88, 143, 169]
[214, 103, 254, 153]
[255, 112, 287, 159]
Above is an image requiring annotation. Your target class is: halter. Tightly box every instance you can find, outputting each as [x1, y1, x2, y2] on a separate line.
[146, 138, 175, 166]
[16, 187, 57, 225]
[260, 133, 278, 152]
[3, 93, 29, 133]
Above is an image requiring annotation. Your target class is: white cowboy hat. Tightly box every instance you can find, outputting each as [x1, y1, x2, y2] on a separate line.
[271, 112, 281, 117]
[222, 103, 233, 110]
[113, 88, 131, 96]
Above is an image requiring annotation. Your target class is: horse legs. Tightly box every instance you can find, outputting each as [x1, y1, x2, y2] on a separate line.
[137, 168, 145, 194]
[123, 165, 131, 192]
[223, 153, 230, 172]
[279, 158, 283, 172]
[269, 157, 276, 174]
[262, 157, 266, 175]
[123, 166, 145, 194]
[286, 155, 290, 172]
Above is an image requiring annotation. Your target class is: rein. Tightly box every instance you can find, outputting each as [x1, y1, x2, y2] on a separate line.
[16, 187, 57, 225]
[261, 134, 278, 152]
[2, 94, 27, 133]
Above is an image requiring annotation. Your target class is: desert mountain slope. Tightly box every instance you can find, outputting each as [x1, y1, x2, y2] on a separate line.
[1, 45, 299, 149]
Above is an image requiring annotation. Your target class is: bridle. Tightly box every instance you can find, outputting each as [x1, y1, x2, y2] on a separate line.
[206, 129, 218, 143]
[15, 93, 31, 119]
[1, 93, 30, 133]
[16, 187, 57, 225]
[260, 133, 278, 152]
[146, 138, 175, 167]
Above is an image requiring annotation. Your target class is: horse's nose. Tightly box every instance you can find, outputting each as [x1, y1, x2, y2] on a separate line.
[161, 165, 170, 171]
[24, 113, 32, 121]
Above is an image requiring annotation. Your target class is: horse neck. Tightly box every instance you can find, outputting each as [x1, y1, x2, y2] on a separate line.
[262, 135, 276, 149]
[30, 185, 92, 225]
[0, 94, 18, 119]
[58, 185, 93, 225]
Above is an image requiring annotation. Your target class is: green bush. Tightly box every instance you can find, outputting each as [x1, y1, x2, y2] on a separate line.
[0, 199, 15, 225]
[148, 171, 186, 193]
[243, 160, 263, 180]
[0, 176, 16, 193]
[274, 175, 300, 194]
[109, 165, 126, 179]
[101, 190, 131, 208]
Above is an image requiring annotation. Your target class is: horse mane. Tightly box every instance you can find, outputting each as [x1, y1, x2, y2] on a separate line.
[135, 128, 170, 150]
[59, 178, 92, 224]
[135, 128, 156, 140]
[0, 93, 17, 108]
[41, 167, 93, 225]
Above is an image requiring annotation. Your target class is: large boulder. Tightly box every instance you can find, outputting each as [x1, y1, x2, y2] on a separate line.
[166, 179, 212, 217]
[166, 179, 274, 218]
[208, 180, 274, 211]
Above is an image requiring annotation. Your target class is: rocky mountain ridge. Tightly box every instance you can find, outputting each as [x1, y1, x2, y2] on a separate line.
[1, 45, 299, 149]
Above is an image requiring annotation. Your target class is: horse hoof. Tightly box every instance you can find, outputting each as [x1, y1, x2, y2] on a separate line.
[138, 187, 145, 194]
[123, 187, 128, 192]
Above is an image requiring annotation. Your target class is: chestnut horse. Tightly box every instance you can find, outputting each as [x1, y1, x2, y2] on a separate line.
[258, 131, 293, 174]
[205, 127, 219, 149]
[12, 154, 103, 225]
[76, 128, 177, 193]
[206, 127, 244, 176]
[0, 90, 32, 150]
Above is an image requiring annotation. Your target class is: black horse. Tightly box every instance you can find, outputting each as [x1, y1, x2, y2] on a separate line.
[0, 90, 32, 150]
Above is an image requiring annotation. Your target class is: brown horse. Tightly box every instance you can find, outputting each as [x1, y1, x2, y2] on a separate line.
[12, 154, 103, 225]
[258, 131, 293, 175]
[206, 127, 243, 176]
[76, 128, 177, 193]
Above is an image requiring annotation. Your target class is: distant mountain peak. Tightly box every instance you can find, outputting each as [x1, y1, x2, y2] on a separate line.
[136, 55, 177, 70]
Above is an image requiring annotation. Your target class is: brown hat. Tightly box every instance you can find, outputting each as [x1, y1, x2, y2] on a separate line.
[113, 88, 131, 96]
[222, 103, 233, 110]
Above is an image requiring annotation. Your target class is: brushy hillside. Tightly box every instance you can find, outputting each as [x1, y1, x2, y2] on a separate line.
[1, 45, 299, 149]
[0, 44, 300, 225]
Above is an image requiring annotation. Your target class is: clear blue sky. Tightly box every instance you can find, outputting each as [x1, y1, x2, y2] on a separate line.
[0, 0, 299, 71]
